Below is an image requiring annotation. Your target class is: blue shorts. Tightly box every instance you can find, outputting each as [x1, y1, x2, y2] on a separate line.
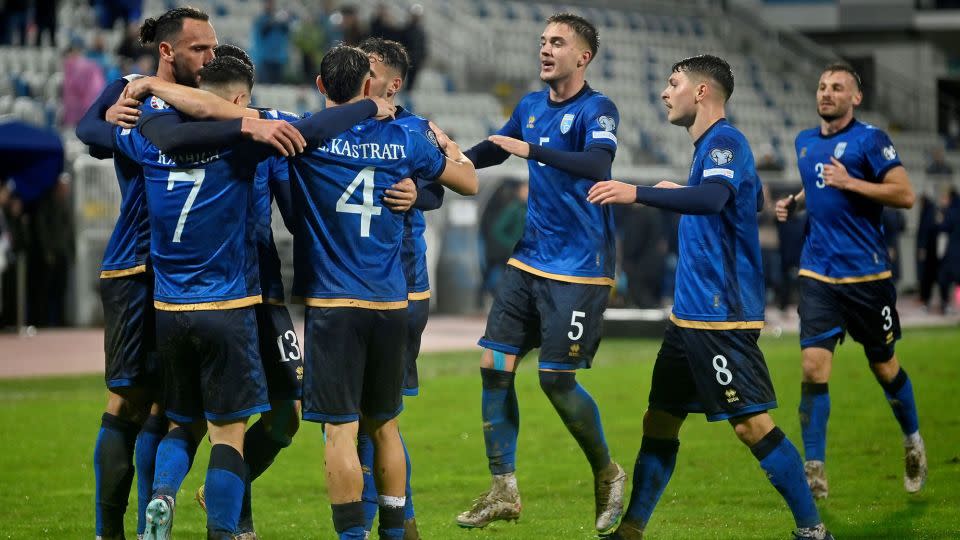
[156, 307, 269, 424]
[302, 307, 407, 424]
[798, 277, 901, 362]
[648, 322, 777, 422]
[255, 303, 303, 401]
[479, 266, 610, 370]
[402, 298, 430, 396]
[101, 271, 157, 390]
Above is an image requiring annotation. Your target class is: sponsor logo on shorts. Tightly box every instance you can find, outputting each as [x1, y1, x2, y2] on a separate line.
[569, 343, 581, 357]
[724, 388, 740, 403]
[296, 366, 304, 380]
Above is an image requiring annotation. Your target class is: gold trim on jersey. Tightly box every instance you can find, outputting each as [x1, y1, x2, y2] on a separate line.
[507, 258, 615, 286]
[302, 297, 408, 310]
[408, 290, 431, 301]
[99, 265, 147, 279]
[154, 295, 262, 311]
[798, 269, 892, 284]
[264, 297, 286, 306]
[670, 313, 765, 330]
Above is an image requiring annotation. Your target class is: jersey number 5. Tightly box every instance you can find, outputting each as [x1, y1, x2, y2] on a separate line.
[337, 166, 382, 237]
[167, 169, 205, 242]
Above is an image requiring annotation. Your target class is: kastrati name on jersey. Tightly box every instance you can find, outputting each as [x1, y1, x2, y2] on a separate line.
[318, 138, 408, 160]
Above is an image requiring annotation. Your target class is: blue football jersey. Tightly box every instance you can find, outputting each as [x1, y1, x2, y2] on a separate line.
[113, 101, 263, 310]
[394, 106, 441, 297]
[253, 108, 302, 303]
[672, 119, 765, 329]
[290, 117, 446, 306]
[99, 78, 153, 277]
[496, 84, 618, 284]
[795, 119, 902, 282]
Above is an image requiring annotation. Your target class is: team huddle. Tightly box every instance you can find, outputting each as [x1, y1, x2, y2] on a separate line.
[77, 6, 926, 540]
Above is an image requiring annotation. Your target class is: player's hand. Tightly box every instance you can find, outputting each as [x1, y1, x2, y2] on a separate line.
[106, 97, 142, 128]
[369, 96, 396, 120]
[587, 180, 636, 205]
[429, 122, 466, 161]
[488, 135, 530, 159]
[122, 76, 158, 100]
[383, 178, 417, 212]
[240, 118, 307, 156]
[823, 157, 853, 190]
[654, 180, 682, 189]
[775, 195, 796, 222]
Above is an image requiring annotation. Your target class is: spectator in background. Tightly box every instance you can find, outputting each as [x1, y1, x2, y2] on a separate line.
[251, 0, 292, 84]
[1, 184, 28, 328]
[619, 203, 665, 308]
[87, 34, 121, 81]
[36, 0, 57, 46]
[29, 174, 74, 327]
[926, 147, 954, 177]
[916, 190, 942, 311]
[62, 37, 105, 127]
[479, 180, 526, 301]
[95, 0, 144, 30]
[1, 0, 29, 45]
[883, 208, 906, 284]
[938, 188, 960, 314]
[370, 3, 402, 42]
[292, 6, 330, 82]
[115, 21, 156, 69]
[338, 5, 368, 46]
[755, 142, 784, 172]
[398, 4, 427, 90]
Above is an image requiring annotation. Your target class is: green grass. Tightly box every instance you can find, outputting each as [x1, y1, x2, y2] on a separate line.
[2, 328, 960, 539]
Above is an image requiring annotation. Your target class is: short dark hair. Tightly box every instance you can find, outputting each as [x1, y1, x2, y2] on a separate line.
[546, 13, 599, 61]
[672, 54, 734, 102]
[215, 44, 253, 69]
[822, 61, 862, 92]
[198, 56, 254, 90]
[359, 37, 410, 80]
[320, 45, 370, 103]
[139, 6, 209, 46]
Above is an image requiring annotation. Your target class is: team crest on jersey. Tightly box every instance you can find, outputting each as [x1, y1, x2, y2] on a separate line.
[527, 115, 536, 128]
[598, 115, 616, 132]
[425, 129, 439, 148]
[709, 148, 734, 165]
[149, 96, 169, 110]
[883, 145, 897, 160]
[560, 113, 575, 134]
[833, 142, 847, 159]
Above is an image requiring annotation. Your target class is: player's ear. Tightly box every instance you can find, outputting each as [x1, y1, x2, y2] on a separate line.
[578, 49, 591, 68]
[362, 77, 371, 98]
[315, 75, 327, 97]
[390, 76, 403, 97]
[852, 89, 863, 107]
[158, 41, 174, 63]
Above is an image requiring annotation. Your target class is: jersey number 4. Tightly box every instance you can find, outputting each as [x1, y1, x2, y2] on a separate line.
[167, 169, 205, 243]
[337, 166, 382, 237]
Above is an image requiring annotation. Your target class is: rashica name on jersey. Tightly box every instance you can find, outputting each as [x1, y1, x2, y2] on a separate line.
[318, 138, 409, 160]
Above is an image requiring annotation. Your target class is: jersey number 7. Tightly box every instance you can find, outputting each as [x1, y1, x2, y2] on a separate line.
[167, 169, 206, 243]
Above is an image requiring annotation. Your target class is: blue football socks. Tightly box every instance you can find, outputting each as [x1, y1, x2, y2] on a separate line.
[205, 444, 247, 536]
[539, 370, 611, 473]
[94, 412, 140, 537]
[480, 367, 519, 475]
[357, 430, 378, 531]
[799, 382, 830, 462]
[880, 368, 920, 436]
[622, 436, 679, 528]
[752, 427, 821, 529]
[135, 413, 166, 536]
[332, 501, 366, 540]
[152, 426, 198, 499]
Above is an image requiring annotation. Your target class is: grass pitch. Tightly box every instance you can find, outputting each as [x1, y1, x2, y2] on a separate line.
[1, 327, 959, 539]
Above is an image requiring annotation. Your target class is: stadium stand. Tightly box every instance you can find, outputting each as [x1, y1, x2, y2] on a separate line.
[1, 0, 958, 325]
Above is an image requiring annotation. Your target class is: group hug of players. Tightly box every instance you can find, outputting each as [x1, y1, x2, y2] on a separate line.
[78, 6, 927, 540]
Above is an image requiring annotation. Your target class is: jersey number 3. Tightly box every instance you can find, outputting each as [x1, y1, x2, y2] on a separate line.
[337, 166, 382, 237]
[167, 169, 205, 243]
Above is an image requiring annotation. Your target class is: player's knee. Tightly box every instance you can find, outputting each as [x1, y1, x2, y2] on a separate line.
[481, 349, 516, 371]
[729, 413, 774, 447]
[105, 389, 150, 424]
[538, 370, 576, 398]
[868, 350, 899, 382]
[642, 409, 685, 439]
[800, 347, 833, 382]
